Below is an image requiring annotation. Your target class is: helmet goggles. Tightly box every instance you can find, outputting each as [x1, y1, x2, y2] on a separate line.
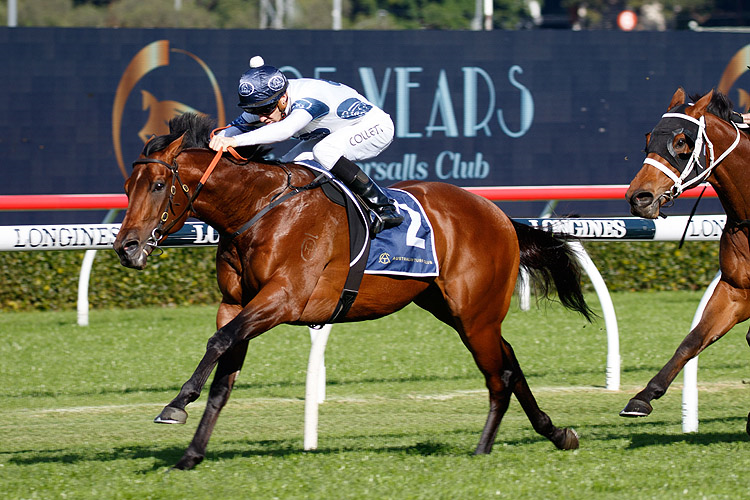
[242, 101, 278, 116]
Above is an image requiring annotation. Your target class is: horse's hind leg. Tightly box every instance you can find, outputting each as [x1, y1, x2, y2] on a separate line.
[467, 327, 514, 454]
[469, 329, 577, 454]
[172, 338, 250, 470]
[501, 338, 578, 450]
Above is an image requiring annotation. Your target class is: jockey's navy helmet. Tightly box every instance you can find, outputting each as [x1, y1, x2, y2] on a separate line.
[237, 56, 289, 111]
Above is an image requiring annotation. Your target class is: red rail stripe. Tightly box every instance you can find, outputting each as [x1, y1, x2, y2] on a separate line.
[464, 184, 717, 201]
[0, 194, 128, 211]
[0, 184, 717, 210]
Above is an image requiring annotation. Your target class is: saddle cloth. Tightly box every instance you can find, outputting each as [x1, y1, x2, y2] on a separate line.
[296, 161, 440, 277]
[364, 188, 439, 277]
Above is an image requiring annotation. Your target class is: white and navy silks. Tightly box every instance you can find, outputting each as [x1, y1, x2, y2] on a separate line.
[218, 79, 394, 170]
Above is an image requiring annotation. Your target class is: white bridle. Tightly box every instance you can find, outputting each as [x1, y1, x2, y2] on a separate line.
[643, 110, 741, 201]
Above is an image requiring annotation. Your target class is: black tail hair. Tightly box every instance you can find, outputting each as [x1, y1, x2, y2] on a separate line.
[512, 220, 594, 321]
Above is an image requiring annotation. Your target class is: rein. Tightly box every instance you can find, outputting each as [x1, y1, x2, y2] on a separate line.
[644, 110, 741, 204]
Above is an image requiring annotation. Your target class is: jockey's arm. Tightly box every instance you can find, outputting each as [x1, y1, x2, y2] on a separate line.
[217, 112, 261, 137]
[233, 109, 312, 146]
[211, 109, 313, 152]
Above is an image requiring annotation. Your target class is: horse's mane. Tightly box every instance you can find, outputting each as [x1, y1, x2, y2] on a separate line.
[689, 90, 736, 123]
[141, 112, 271, 162]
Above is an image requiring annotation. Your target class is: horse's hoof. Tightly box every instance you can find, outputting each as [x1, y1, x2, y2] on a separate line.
[154, 406, 188, 424]
[556, 428, 579, 450]
[173, 453, 204, 471]
[620, 398, 653, 417]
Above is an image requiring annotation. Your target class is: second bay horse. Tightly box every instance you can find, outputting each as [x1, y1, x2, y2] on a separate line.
[622, 87, 750, 430]
[113, 113, 592, 470]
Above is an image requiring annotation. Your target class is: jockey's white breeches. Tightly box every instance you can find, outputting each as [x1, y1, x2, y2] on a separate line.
[280, 108, 394, 170]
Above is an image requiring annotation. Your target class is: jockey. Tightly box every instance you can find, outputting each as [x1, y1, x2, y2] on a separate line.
[210, 56, 403, 233]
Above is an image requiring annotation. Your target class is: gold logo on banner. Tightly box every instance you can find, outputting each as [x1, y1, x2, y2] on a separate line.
[111, 40, 225, 179]
[718, 45, 750, 112]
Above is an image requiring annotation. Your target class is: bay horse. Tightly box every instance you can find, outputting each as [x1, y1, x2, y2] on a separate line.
[113, 113, 592, 470]
[622, 88, 750, 429]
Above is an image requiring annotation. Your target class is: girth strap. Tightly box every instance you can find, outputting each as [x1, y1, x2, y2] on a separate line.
[325, 225, 371, 324]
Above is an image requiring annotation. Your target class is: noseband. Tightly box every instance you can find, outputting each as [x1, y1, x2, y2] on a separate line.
[643, 107, 741, 203]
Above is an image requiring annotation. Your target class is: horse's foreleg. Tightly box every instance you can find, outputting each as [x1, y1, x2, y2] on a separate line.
[154, 326, 237, 425]
[155, 286, 293, 425]
[621, 282, 748, 418]
[501, 339, 578, 450]
[169, 302, 244, 470]
[173, 339, 250, 470]
[620, 324, 722, 417]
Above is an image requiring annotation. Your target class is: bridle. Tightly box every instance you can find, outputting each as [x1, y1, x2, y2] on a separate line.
[131, 133, 247, 251]
[643, 108, 741, 204]
[130, 156, 194, 252]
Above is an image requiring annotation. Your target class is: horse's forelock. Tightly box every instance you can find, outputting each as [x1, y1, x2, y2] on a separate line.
[142, 134, 175, 157]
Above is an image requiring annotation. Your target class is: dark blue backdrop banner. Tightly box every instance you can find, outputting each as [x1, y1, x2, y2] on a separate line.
[2, 27, 749, 223]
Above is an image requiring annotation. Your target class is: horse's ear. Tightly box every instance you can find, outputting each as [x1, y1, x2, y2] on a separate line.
[162, 133, 186, 162]
[692, 89, 715, 113]
[668, 88, 687, 110]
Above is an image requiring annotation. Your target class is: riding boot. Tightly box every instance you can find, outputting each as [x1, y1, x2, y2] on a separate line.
[329, 157, 404, 235]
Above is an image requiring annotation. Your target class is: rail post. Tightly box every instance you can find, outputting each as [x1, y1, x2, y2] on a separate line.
[77, 209, 121, 326]
[682, 270, 721, 433]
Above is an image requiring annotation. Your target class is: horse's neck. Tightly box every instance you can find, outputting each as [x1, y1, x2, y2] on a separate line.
[185, 155, 301, 235]
[706, 117, 750, 222]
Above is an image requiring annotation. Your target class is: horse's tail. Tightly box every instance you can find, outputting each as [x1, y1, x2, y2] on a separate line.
[512, 220, 594, 322]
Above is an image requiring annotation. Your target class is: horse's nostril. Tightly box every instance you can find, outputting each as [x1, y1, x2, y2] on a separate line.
[632, 191, 654, 207]
[123, 240, 140, 255]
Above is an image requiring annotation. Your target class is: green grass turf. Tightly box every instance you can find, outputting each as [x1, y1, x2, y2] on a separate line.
[1, 291, 749, 499]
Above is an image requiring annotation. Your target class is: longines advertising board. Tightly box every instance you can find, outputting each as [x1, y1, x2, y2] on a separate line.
[1, 28, 749, 223]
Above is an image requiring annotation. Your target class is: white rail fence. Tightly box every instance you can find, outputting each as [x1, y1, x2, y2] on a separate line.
[0, 212, 727, 447]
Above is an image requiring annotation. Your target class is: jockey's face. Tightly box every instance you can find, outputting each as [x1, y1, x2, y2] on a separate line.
[257, 93, 288, 124]
[258, 104, 284, 124]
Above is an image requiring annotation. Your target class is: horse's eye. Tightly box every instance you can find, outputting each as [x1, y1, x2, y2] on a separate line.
[676, 138, 686, 148]
[153, 181, 166, 192]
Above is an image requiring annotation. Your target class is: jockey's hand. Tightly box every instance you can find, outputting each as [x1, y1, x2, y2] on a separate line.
[209, 135, 238, 152]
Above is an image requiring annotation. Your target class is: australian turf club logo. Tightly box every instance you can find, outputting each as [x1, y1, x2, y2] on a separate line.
[111, 40, 225, 179]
